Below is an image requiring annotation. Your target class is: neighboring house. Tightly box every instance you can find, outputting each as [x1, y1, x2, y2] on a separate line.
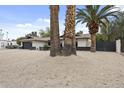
[75, 34, 91, 50]
[0, 39, 18, 49]
[8, 40, 18, 46]
[0, 40, 8, 49]
[20, 37, 50, 50]
[20, 33, 91, 50]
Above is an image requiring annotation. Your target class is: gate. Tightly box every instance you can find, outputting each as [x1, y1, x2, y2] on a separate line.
[121, 39, 124, 52]
[96, 41, 116, 51]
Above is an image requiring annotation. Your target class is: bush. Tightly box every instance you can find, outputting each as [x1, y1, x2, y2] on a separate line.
[6, 45, 18, 49]
[43, 44, 49, 50]
[96, 34, 108, 41]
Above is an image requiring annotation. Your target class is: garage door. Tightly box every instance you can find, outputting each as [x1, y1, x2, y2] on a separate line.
[23, 42, 32, 49]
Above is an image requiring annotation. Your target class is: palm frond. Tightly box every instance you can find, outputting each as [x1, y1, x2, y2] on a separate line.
[100, 11, 119, 19]
[100, 20, 108, 29]
[94, 5, 100, 14]
[97, 5, 114, 17]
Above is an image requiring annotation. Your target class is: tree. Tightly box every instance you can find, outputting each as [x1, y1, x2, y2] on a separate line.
[50, 5, 61, 57]
[96, 33, 108, 41]
[16, 37, 26, 45]
[63, 5, 76, 56]
[108, 12, 124, 40]
[39, 27, 50, 37]
[0, 29, 4, 40]
[26, 31, 37, 38]
[76, 5, 118, 52]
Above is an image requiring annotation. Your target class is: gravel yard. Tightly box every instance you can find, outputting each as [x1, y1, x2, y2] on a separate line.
[0, 49, 124, 88]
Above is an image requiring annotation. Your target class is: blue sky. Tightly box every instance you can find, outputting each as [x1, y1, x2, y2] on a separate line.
[0, 5, 123, 40]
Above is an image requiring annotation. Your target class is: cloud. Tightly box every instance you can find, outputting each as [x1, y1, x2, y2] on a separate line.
[36, 18, 50, 23]
[4, 17, 89, 40]
[16, 18, 50, 28]
[16, 23, 33, 28]
[5, 18, 51, 39]
[43, 19, 50, 23]
[76, 23, 88, 34]
[36, 18, 42, 22]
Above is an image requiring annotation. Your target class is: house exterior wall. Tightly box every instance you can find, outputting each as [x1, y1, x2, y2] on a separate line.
[3, 41, 18, 46]
[21, 37, 91, 50]
[77, 39, 91, 47]
[60, 39, 91, 48]
[11, 41, 18, 46]
[32, 41, 47, 50]
[61, 40, 64, 47]
[116, 39, 121, 54]
[0, 40, 8, 49]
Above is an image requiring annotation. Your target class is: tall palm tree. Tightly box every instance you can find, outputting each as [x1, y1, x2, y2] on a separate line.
[76, 5, 119, 52]
[64, 5, 76, 56]
[50, 5, 61, 56]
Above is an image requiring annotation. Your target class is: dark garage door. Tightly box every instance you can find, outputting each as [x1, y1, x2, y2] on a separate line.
[23, 42, 32, 49]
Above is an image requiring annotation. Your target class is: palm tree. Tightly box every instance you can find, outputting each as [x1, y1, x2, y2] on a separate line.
[49, 5, 61, 56]
[39, 27, 50, 37]
[76, 5, 118, 52]
[64, 5, 76, 56]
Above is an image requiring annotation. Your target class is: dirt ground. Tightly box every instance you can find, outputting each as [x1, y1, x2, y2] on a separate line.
[0, 49, 124, 88]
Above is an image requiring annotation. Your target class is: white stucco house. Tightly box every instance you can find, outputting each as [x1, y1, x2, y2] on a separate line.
[20, 37, 50, 50]
[0, 39, 18, 49]
[20, 33, 91, 50]
[0, 40, 8, 49]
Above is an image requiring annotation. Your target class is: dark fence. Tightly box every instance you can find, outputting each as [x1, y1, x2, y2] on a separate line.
[96, 41, 116, 51]
[121, 39, 124, 52]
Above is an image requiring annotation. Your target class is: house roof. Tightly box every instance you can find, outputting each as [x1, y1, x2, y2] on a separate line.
[0, 40, 11, 42]
[20, 37, 50, 42]
[75, 34, 90, 39]
[21, 34, 90, 42]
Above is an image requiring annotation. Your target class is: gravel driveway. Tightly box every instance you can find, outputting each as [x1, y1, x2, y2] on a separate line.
[0, 49, 124, 88]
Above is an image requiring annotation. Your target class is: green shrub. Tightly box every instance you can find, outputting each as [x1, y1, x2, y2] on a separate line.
[6, 45, 18, 49]
[43, 44, 49, 50]
[96, 34, 108, 41]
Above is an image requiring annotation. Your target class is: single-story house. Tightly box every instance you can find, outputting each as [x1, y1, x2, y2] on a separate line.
[0, 40, 8, 49]
[20, 37, 51, 50]
[0, 39, 18, 49]
[20, 33, 91, 50]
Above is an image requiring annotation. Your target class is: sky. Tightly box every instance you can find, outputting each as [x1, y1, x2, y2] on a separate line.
[0, 5, 124, 40]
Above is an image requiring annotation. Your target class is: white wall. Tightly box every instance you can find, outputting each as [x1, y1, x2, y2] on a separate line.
[11, 41, 18, 46]
[116, 39, 121, 54]
[61, 40, 64, 47]
[77, 39, 91, 47]
[0, 40, 8, 49]
[32, 41, 47, 50]
[60, 39, 91, 47]
[0, 40, 18, 49]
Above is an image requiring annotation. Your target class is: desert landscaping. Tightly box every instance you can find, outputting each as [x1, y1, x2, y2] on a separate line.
[0, 49, 124, 88]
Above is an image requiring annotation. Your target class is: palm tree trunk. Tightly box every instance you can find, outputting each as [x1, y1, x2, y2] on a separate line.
[50, 5, 61, 57]
[90, 33, 96, 52]
[63, 5, 76, 56]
